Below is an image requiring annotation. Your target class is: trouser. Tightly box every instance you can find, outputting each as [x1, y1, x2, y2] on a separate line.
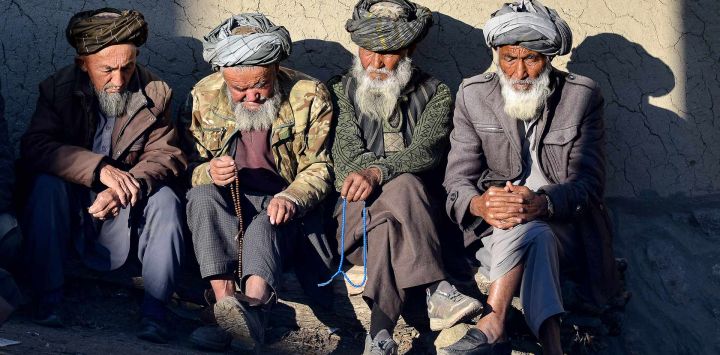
[335, 173, 445, 321]
[187, 184, 310, 298]
[476, 220, 564, 336]
[22, 174, 184, 307]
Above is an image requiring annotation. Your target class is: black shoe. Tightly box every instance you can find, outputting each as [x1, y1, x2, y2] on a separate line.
[33, 303, 63, 328]
[438, 328, 512, 355]
[137, 317, 171, 344]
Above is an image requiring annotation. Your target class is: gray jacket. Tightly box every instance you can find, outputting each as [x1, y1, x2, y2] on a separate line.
[444, 69, 619, 306]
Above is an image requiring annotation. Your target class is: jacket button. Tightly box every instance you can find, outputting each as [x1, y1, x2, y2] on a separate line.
[484, 73, 493, 79]
[568, 74, 576, 80]
[450, 191, 457, 201]
[575, 205, 582, 213]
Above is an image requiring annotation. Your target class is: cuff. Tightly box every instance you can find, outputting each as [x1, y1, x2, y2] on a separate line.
[368, 164, 389, 185]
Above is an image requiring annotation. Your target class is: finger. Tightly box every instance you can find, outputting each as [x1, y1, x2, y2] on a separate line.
[486, 194, 525, 204]
[359, 185, 372, 202]
[215, 171, 236, 181]
[352, 183, 367, 202]
[267, 201, 278, 225]
[215, 176, 235, 187]
[112, 175, 129, 206]
[505, 181, 513, 192]
[341, 177, 356, 198]
[274, 204, 287, 225]
[346, 181, 361, 202]
[284, 205, 296, 223]
[488, 212, 523, 220]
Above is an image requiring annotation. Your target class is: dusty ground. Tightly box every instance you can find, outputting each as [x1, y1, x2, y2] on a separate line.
[3, 196, 719, 355]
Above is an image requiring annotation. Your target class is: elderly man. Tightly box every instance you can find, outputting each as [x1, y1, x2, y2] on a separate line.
[20, 8, 186, 343]
[440, 1, 620, 354]
[181, 14, 334, 351]
[329, 1, 481, 353]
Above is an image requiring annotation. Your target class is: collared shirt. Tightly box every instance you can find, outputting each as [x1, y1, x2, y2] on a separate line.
[514, 116, 551, 191]
[92, 110, 115, 157]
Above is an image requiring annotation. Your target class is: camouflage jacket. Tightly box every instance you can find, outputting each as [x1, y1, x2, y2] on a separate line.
[180, 67, 334, 215]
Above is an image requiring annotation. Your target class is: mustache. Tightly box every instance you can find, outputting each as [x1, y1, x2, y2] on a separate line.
[102, 83, 124, 91]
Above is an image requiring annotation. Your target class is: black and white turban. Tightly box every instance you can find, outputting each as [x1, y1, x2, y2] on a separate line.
[203, 13, 292, 69]
[483, 0, 572, 56]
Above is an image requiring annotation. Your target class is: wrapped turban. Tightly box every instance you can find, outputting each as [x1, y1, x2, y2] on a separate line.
[346, 0, 433, 52]
[203, 13, 292, 69]
[66, 8, 148, 55]
[483, 0, 572, 56]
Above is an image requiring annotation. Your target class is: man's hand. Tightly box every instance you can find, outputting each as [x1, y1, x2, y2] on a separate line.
[209, 156, 236, 186]
[341, 168, 381, 202]
[267, 196, 297, 225]
[88, 188, 122, 220]
[504, 182, 548, 223]
[99, 163, 141, 207]
[469, 186, 525, 229]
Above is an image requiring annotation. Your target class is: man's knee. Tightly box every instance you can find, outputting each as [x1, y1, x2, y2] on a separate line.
[383, 173, 424, 194]
[28, 174, 67, 200]
[146, 186, 181, 214]
[186, 184, 222, 213]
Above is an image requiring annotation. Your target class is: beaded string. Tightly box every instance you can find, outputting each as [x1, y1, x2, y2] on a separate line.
[318, 197, 368, 288]
[229, 176, 245, 280]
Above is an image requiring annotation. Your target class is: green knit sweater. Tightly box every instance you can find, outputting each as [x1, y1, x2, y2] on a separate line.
[329, 75, 453, 192]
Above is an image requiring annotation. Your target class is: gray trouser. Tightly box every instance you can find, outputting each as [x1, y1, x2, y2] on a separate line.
[22, 174, 184, 303]
[476, 220, 564, 336]
[335, 173, 446, 322]
[186, 184, 303, 295]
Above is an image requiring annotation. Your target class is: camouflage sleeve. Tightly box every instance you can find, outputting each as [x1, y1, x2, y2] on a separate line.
[329, 77, 381, 192]
[275, 82, 334, 214]
[178, 91, 214, 187]
[368, 83, 453, 183]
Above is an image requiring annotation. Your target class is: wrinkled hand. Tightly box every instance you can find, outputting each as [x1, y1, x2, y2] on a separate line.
[469, 186, 525, 229]
[99, 163, 140, 207]
[341, 168, 381, 202]
[209, 156, 236, 187]
[88, 188, 122, 220]
[503, 182, 548, 224]
[267, 196, 297, 225]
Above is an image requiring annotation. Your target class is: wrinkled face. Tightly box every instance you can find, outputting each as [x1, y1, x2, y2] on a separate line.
[497, 45, 548, 91]
[358, 47, 410, 81]
[78, 43, 137, 93]
[222, 65, 278, 111]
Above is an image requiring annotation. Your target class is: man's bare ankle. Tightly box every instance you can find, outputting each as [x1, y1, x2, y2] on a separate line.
[475, 314, 505, 343]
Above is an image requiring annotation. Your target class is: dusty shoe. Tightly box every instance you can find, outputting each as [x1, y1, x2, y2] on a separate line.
[190, 325, 232, 351]
[33, 302, 63, 328]
[437, 328, 511, 355]
[363, 329, 398, 355]
[427, 281, 483, 331]
[213, 296, 265, 351]
[137, 317, 170, 344]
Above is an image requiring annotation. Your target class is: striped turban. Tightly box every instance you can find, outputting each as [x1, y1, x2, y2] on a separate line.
[346, 0, 433, 52]
[483, 0, 572, 56]
[66, 8, 148, 55]
[202, 13, 292, 69]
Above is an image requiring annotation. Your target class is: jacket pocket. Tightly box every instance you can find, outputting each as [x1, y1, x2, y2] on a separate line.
[477, 127, 513, 176]
[542, 125, 578, 181]
[201, 126, 226, 152]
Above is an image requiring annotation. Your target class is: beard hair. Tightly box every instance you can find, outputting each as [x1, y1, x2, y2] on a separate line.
[227, 84, 282, 132]
[351, 55, 413, 122]
[95, 85, 130, 117]
[497, 63, 552, 121]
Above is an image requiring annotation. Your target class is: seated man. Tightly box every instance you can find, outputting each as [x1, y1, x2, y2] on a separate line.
[330, 1, 481, 353]
[181, 14, 334, 352]
[20, 8, 186, 343]
[441, 1, 620, 354]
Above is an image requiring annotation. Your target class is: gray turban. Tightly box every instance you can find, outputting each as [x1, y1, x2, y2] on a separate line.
[346, 0, 433, 52]
[202, 13, 292, 69]
[483, 0, 572, 56]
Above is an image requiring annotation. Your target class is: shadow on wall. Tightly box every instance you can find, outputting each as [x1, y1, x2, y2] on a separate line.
[414, 12, 493, 93]
[285, 39, 353, 82]
[566, 33, 685, 198]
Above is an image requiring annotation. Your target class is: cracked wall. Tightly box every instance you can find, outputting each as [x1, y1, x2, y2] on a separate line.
[0, 0, 717, 199]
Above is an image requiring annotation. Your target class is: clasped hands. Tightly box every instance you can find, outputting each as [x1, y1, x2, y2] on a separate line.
[469, 182, 548, 230]
[209, 156, 295, 225]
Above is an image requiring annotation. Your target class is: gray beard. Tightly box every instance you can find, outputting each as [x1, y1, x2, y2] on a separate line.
[351, 55, 413, 122]
[497, 64, 552, 121]
[227, 85, 282, 131]
[95, 88, 130, 118]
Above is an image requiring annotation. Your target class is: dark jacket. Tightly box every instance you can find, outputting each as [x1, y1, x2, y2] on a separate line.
[444, 69, 620, 307]
[20, 64, 186, 195]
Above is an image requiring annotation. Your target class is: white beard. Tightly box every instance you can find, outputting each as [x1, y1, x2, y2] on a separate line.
[351, 55, 413, 122]
[227, 85, 282, 131]
[497, 64, 552, 121]
[95, 85, 130, 118]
